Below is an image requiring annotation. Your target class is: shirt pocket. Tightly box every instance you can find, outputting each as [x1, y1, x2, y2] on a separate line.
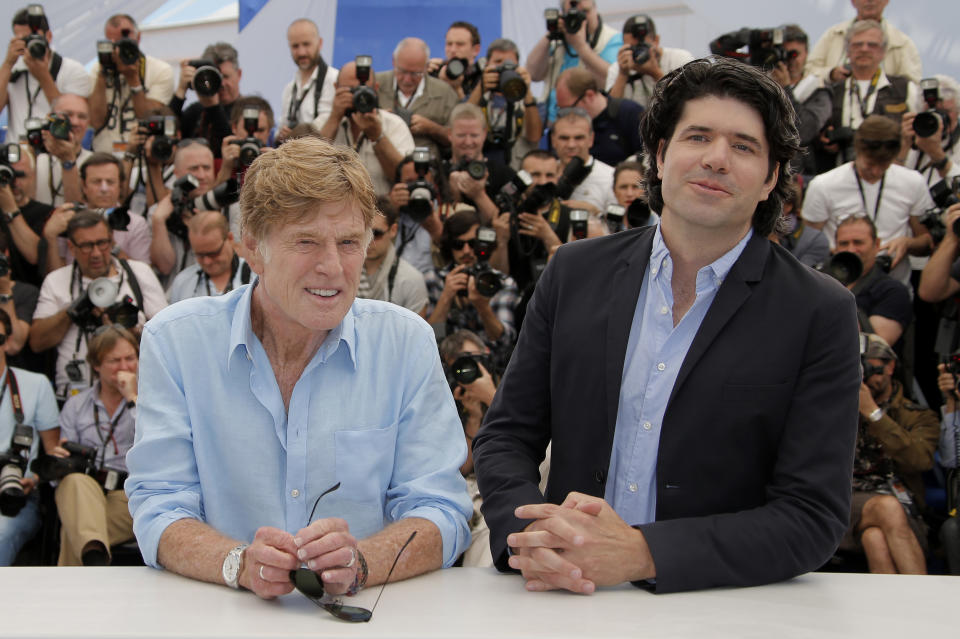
[334, 421, 399, 508]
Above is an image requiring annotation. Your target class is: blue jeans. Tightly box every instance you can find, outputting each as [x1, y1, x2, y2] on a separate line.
[0, 491, 41, 566]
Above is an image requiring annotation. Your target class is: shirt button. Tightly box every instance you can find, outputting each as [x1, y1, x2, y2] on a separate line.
[290, 489, 300, 498]
[651, 267, 658, 275]
[659, 306, 668, 315]
[642, 421, 652, 431]
[628, 483, 638, 493]
[657, 362, 666, 371]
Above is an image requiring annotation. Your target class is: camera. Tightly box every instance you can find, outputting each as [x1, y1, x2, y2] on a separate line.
[193, 177, 240, 212]
[450, 354, 485, 385]
[30, 441, 98, 484]
[0, 144, 23, 188]
[23, 4, 47, 60]
[460, 227, 503, 298]
[402, 147, 437, 223]
[626, 16, 654, 66]
[228, 107, 264, 167]
[139, 115, 178, 163]
[818, 251, 863, 286]
[710, 27, 795, 69]
[626, 198, 652, 228]
[0, 425, 34, 517]
[494, 61, 527, 102]
[825, 126, 855, 147]
[605, 204, 625, 233]
[860, 333, 887, 380]
[66, 277, 138, 332]
[450, 157, 486, 181]
[570, 208, 589, 239]
[913, 78, 951, 140]
[188, 59, 222, 98]
[920, 177, 960, 243]
[115, 28, 141, 66]
[167, 174, 200, 240]
[73, 202, 131, 233]
[0, 254, 9, 278]
[442, 57, 468, 80]
[96, 40, 115, 72]
[23, 112, 70, 155]
[545, 9, 564, 41]
[350, 55, 378, 115]
[563, 0, 586, 35]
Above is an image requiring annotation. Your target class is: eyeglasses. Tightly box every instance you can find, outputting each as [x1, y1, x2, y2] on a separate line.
[861, 139, 900, 152]
[289, 482, 416, 623]
[194, 239, 227, 260]
[70, 238, 112, 253]
[849, 41, 883, 50]
[396, 68, 425, 79]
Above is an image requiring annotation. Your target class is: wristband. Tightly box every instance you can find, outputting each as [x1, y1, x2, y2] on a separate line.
[61, 159, 76, 171]
[524, 100, 537, 108]
[345, 549, 368, 596]
[4, 209, 21, 223]
[867, 408, 883, 423]
[129, 84, 144, 95]
[371, 132, 385, 145]
[931, 156, 949, 171]
[0, 294, 12, 304]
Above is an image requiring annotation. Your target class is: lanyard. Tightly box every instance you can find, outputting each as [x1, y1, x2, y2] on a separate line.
[197, 253, 240, 297]
[4, 368, 26, 425]
[92, 400, 126, 464]
[849, 69, 881, 121]
[288, 74, 318, 122]
[853, 163, 886, 222]
[23, 73, 44, 120]
[394, 83, 417, 110]
[341, 119, 369, 153]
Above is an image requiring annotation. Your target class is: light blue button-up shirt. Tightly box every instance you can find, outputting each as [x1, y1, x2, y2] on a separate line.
[605, 226, 753, 525]
[126, 284, 472, 568]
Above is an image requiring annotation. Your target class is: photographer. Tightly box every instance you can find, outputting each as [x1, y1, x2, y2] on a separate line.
[218, 96, 273, 242]
[0, 143, 50, 287]
[466, 38, 542, 170]
[899, 75, 960, 187]
[46, 325, 139, 565]
[376, 38, 458, 159]
[526, 0, 622, 124]
[42, 153, 151, 275]
[428, 21, 483, 101]
[555, 67, 642, 167]
[277, 19, 338, 143]
[88, 14, 174, 154]
[425, 209, 518, 372]
[844, 333, 937, 574]
[804, 115, 933, 286]
[148, 140, 216, 286]
[170, 43, 242, 159]
[29, 210, 165, 400]
[605, 14, 693, 109]
[0, 5, 90, 144]
[834, 215, 912, 349]
[917, 203, 960, 303]
[0, 308, 59, 566]
[315, 59, 414, 196]
[768, 179, 829, 268]
[167, 211, 249, 305]
[388, 151, 448, 274]
[550, 106, 615, 213]
[357, 197, 428, 317]
[121, 106, 179, 214]
[32, 93, 90, 208]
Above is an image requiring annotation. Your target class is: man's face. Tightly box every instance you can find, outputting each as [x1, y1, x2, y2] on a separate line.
[232, 111, 271, 145]
[445, 27, 479, 64]
[784, 41, 807, 78]
[54, 94, 90, 141]
[552, 117, 594, 166]
[451, 223, 479, 267]
[95, 338, 138, 395]
[852, 0, 889, 21]
[835, 219, 879, 274]
[854, 152, 892, 183]
[656, 95, 777, 236]
[11, 154, 35, 204]
[104, 18, 138, 43]
[218, 61, 242, 104]
[522, 156, 560, 186]
[287, 22, 321, 71]
[191, 229, 234, 279]
[365, 215, 397, 262]
[82, 163, 121, 209]
[174, 146, 215, 194]
[847, 28, 885, 73]
[450, 118, 486, 162]
[245, 201, 367, 338]
[70, 221, 113, 278]
[394, 45, 427, 96]
[614, 169, 644, 207]
[864, 357, 894, 397]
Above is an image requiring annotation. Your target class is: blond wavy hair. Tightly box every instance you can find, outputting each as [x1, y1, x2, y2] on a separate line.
[239, 137, 377, 244]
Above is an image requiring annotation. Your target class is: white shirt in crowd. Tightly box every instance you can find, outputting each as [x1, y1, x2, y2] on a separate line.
[4, 48, 91, 143]
[604, 47, 694, 109]
[279, 63, 338, 128]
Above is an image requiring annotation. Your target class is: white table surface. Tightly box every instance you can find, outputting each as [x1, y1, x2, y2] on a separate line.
[0, 566, 956, 638]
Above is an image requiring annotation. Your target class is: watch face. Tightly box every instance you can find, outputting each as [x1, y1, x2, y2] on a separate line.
[223, 549, 241, 585]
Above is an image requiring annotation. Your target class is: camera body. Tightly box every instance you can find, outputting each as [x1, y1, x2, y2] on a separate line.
[23, 4, 47, 60]
[140, 115, 178, 163]
[913, 78, 951, 140]
[627, 16, 654, 66]
[188, 59, 223, 98]
[115, 29, 141, 66]
[228, 107, 264, 167]
[710, 27, 794, 70]
[0, 425, 34, 517]
[350, 55, 378, 115]
[0, 143, 23, 188]
[921, 176, 960, 243]
[825, 126, 856, 147]
[402, 148, 436, 223]
[23, 112, 70, 155]
[459, 227, 503, 298]
[563, 1, 586, 35]
[494, 61, 527, 102]
[66, 276, 138, 332]
[30, 441, 98, 484]
[450, 157, 486, 181]
[167, 174, 200, 240]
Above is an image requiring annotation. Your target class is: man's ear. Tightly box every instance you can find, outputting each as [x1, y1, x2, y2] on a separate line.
[243, 233, 264, 275]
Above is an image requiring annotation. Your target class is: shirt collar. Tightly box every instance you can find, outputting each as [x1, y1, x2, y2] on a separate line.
[393, 74, 425, 104]
[649, 224, 754, 290]
[227, 282, 358, 372]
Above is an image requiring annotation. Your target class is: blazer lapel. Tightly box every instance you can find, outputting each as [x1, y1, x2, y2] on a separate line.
[667, 234, 769, 406]
[605, 229, 655, 438]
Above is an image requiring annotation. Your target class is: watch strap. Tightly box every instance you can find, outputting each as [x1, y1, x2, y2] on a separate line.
[222, 543, 248, 589]
[868, 407, 883, 423]
[61, 159, 76, 170]
[0, 294, 12, 304]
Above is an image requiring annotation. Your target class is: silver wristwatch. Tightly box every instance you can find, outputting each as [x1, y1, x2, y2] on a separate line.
[222, 544, 248, 589]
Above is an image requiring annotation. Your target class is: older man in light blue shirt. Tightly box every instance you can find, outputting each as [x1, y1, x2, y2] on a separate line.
[126, 137, 471, 600]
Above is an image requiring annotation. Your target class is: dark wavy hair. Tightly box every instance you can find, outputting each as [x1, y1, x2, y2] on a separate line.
[638, 57, 801, 237]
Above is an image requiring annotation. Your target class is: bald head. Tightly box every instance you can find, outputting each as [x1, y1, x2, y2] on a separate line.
[287, 18, 321, 73]
[393, 38, 429, 96]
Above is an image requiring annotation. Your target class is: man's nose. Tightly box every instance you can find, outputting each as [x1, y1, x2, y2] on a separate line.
[314, 240, 344, 277]
[701, 139, 730, 173]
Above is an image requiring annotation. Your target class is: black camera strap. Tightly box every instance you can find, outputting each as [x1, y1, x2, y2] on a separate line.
[117, 258, 144, 313]
[92, 400, 126, 468]
[198, 253, 243, 297]
[5, 368, 26, 426]
[852, 163, 886, 223]
[287, 56, 328, 124]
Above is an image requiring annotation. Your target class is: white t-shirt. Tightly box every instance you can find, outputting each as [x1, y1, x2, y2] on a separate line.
[33, 258, 167, 397]
[569, 157, 616, 213]
[4, 50, 91, 143]
[90, 55, 175, 153]
[313, 109, 415, 196]
[280, 63, 339, 128]
[34, 148, 92, 207]
[604, 47, 694, 108]
[801, 161, 934, 284]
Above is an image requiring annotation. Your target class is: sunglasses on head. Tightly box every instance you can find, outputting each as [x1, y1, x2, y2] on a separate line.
[861, 139, 900, 152]
[288, 482, 416, 623]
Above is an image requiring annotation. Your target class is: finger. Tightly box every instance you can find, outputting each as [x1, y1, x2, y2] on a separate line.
[253, 526, 298, 555]
[573, 501, 604, 517]
[507, 529, 569, 549]
[508, 547, 582, 581]
[320, 565, 355, 587]
[514, 502, 563, 520]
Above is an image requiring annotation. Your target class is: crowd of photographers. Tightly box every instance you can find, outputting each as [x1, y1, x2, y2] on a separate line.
[0, 0, 958, 574]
